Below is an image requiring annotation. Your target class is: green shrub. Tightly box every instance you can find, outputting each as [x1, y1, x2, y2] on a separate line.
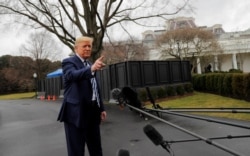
[243, 73, 250, 101]
[192, 73, 250, 101]
[157, 86, 167, 98]
[222, 74, 233, 97]
[192, 74, 206, 91]
[229, 69, 243, 73]
[176, 85, 185, 95]
[205, 74, 213, 91]
[166, 86, 176, 96]
[232, 74, 244, 99]
[184, 83, 194, 93]
[198, 74, 206, 91]
[150, 88, 158, 100]
[137, 88, 147, 102]
[217, 74, 225, 95]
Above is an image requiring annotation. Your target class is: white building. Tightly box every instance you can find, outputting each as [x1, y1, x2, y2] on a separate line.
[142, 17, 250, 73]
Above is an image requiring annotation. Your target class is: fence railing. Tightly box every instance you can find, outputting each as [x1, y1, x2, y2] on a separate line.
[98, 60, 191, 101]
[37, 60, 191, 101]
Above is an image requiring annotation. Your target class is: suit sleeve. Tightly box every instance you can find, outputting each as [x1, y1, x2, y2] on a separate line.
[62, 57, 93, 82]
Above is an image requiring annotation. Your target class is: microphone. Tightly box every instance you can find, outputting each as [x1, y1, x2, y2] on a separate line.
[143, 124, 164, 146]
[143, 124, 172, 154]
[117, 149, 130, 156]
[111, 88, 121, 100]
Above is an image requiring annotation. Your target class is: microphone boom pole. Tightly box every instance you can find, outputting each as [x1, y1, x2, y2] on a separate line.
[127, 104, 246, 156]
[169, 134, 250, 143]
[166, 109, 250, 113]
[148, 108, 250, 130]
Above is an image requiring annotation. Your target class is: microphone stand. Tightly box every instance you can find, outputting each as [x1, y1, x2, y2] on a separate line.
[128, 104, 246, 156]
[160, 141, 175, 156]
[117, 87, 248, 155]
[148, 108, 250, 130]
[168, 134, 250, 144]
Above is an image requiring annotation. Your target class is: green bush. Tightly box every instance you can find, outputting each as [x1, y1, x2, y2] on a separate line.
[150, 88, 158, 100]
[192, 74, 206, 91]
[217, 74, 225, 95]
[176, 85, 185, 95]
[229, 69, 243, 73]
[166, 86, 176, 96]
[222, 73, 233, 96]
[243, 73, 250, 101]
[135, 83, 193, 103]
[192, 75, 199, 90]
[192, 73, 250, 101]
[232, 74, 245, 99]
[205, 74, 214, 92]
[184, 83, 194, 93]
[157, 86, 167, 98]
[137, 88, 147, 102]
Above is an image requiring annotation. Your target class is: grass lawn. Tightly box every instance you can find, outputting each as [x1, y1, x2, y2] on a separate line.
[1, 91, 250, 121]
[0, 92, 35, 100]
[145, 92, 250, 121]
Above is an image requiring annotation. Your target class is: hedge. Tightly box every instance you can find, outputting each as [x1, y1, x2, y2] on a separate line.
[136, 83, 193, 102]
[192, 73, 250, 101]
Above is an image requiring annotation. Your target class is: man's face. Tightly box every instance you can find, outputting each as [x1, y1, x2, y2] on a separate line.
[75, 41, 92, 59]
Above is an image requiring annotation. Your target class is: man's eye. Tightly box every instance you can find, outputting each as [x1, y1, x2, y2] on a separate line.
[82, 45, 91, 48]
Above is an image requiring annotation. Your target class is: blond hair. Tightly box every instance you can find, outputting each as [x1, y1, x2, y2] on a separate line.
[74, 36, 93, 46]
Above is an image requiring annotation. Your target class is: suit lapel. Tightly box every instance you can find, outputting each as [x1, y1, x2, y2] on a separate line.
[72, 55, 84, 69]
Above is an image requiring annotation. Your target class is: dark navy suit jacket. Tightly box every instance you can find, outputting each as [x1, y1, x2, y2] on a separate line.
[57, 55, 105, 128]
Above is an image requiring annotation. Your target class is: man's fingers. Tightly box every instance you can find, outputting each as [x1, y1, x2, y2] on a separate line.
[92, 56, 105, 72]
[98, 56, 104, 61]
[98, 56, 106, 67]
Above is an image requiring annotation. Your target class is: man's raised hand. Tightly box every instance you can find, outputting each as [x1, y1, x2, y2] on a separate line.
[91, 56, 106, 72]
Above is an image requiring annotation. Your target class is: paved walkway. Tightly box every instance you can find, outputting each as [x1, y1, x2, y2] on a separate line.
[0, 99, 249, 156]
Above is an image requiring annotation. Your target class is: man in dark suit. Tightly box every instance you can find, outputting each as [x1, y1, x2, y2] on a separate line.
[57, 36, 107, 156]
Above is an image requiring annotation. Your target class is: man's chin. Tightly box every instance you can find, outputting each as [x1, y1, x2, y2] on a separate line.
[82, 55, 91, 59]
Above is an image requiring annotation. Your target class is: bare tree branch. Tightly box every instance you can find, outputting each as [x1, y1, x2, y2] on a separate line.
[157, 27, 222, 73]
[0, 0, 190, 60]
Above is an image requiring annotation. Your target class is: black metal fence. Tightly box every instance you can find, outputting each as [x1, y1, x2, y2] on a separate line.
[37, 60, 191, 101]
[37, 76, 64, 98]
[98, 60, 191, 101]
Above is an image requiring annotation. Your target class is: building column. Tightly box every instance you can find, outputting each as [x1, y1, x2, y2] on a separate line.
[232, 53, 238, 69]
[214, 55, 218, 71]
[197, 57, 202, 74]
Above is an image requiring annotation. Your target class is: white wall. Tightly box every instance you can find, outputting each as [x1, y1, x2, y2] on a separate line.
[220, 54, 232, 72]
[148, 49, 161, 60]
[242, 53, 250, 73]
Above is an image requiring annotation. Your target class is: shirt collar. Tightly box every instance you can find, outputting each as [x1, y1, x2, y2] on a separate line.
[76, 53, 87, 63]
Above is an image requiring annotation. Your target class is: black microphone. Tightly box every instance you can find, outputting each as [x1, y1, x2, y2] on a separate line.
[111, 88, 121, 100]
[143, 124, 164, 146]
[143, 124, 172, 154]
[117, 149, 130, 156]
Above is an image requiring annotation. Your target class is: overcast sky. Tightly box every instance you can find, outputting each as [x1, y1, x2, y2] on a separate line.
[1, 0, 250, 59]
[190, 0, 250, 31]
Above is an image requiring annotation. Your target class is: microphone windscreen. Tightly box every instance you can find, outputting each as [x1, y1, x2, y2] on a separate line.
[122, 87, 137, 100]
[143, 124, 163, 146]
[117, 149, 130, 156]
[111, 88, 121, 100]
